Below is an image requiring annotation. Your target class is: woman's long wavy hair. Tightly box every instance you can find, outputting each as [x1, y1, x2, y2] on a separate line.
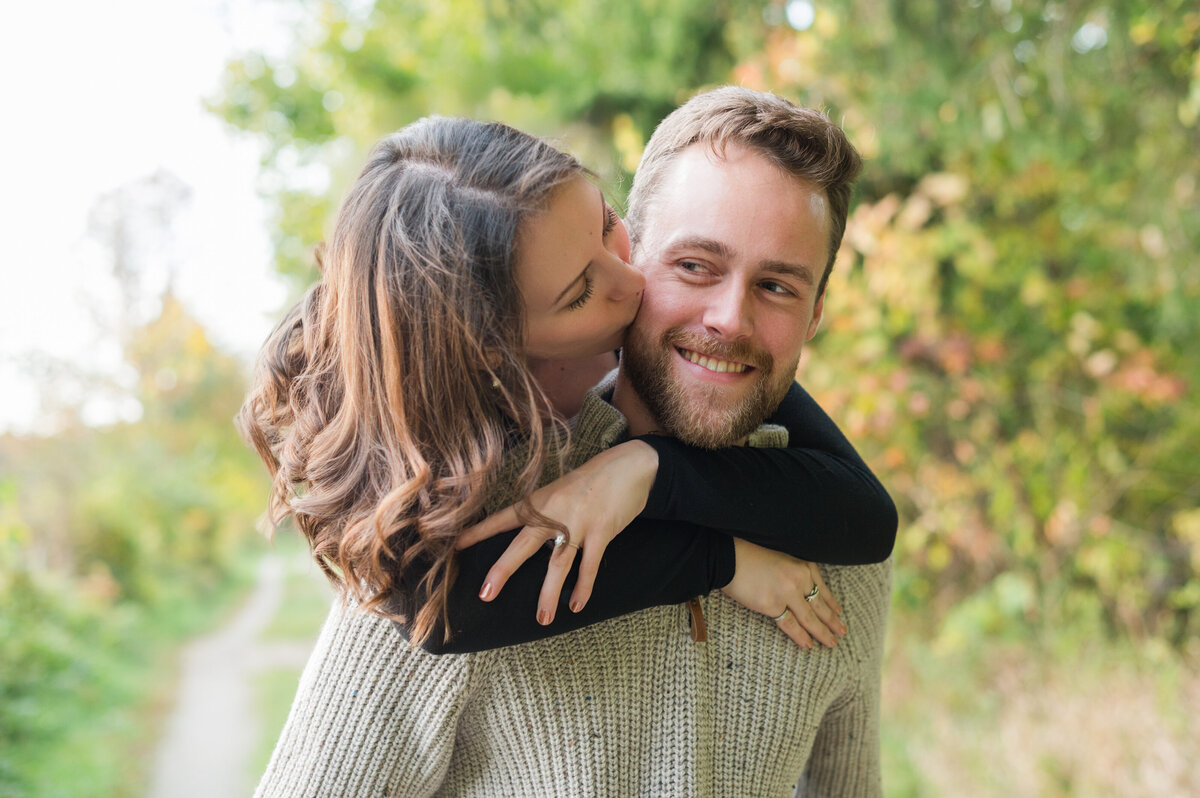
[238, 117, 584, 645]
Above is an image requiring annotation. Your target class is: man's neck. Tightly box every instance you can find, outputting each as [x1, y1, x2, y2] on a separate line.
[611, 364, 664, 437]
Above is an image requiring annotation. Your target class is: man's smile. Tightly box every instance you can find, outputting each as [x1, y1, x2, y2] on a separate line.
[677, 347, 752, 374]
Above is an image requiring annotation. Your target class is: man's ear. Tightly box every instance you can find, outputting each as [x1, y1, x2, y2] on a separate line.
[806, 291, 825, 341]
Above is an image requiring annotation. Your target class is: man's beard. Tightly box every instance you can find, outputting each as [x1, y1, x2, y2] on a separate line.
[622, 326, 793, 449]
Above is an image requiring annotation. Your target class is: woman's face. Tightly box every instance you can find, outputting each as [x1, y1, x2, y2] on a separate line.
[517, 176, 644, 361]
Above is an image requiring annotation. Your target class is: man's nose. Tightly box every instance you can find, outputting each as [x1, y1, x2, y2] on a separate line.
[702, 281, 753, 340]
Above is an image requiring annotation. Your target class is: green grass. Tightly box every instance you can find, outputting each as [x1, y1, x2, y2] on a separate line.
[0, 556, 256, 798]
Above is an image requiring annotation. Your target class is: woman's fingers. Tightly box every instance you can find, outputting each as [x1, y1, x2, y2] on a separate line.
[790, 599, 839, 648]
[803, 585, 847, 638]
[477, 525, 547, 601]
[818, 592, 845, 633]
[805, 566, 846, 635]
[536, 543, 578, 624]
[809, 564, 843, 617]
[774, 609, 814, 649]
[568, 544, 603, 614]
[456, 503, 522, 550]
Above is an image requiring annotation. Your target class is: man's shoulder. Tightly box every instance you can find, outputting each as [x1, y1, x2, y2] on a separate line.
[569, 368, 629, 466]
[486, 604, 688, 668]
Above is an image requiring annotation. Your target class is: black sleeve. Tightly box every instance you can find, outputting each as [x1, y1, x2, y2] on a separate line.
[408, 520, 734, 654]
[402, 381, 891, 654]
[636, 381, 897, 565]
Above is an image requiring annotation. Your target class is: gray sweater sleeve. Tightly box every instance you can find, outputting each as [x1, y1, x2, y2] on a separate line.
[253, 600, 479, 798]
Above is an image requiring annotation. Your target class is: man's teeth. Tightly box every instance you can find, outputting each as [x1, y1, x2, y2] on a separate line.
[680, 349, 748, 374]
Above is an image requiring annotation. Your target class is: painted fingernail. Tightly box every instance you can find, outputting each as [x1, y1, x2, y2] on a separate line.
[479, 582, 494, 601]
[570, 600, 582, 613]
[537, 609, 551, 625]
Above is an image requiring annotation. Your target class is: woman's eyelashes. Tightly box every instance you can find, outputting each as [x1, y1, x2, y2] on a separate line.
[566, 204, 614, 312]
[567, 271, 595, 310]
[603, 205, 618, 237]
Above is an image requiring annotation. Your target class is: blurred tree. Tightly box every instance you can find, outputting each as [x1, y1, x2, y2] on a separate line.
[211, 0, 1199, 642]
[210, 0, 769, 288]
[0, 174, 266, 794]
[4, 171, 263, 600]
[87, 170, 192, 342]
[754, 0, 1200, 644]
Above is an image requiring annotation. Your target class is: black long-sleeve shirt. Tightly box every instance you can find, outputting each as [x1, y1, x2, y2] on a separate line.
[411, 381, 897, 653]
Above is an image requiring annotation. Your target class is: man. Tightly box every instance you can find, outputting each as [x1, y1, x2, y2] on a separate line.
[612, 85, 891, 795]
[466, 85, 891, 795]
[256, 88, 891, 797]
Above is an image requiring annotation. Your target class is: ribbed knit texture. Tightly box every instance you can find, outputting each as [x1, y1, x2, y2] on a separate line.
[255, 378, 891, 797]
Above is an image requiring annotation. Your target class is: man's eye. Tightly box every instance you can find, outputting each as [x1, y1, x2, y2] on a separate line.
[761, 280, 794, 296]
[679, 261, 704, 273]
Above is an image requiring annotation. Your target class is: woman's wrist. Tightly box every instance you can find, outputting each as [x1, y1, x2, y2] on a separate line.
[608, 439, 659, 510]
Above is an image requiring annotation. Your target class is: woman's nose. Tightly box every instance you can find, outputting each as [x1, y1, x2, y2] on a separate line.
[607, 255, 645, 301]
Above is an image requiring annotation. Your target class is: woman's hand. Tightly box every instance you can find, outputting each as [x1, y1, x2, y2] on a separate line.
[721, 538, 847, 648]
[455, 440, 659, 624]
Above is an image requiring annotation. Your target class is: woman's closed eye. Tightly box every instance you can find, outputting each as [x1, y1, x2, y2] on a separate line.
[566, 271, 595, 310]
[603, 205, 618, 237]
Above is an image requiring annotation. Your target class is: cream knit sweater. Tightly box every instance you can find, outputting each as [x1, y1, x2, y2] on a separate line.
[255, 386, 892, 797]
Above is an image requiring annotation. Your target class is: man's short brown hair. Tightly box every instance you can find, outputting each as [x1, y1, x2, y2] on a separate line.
[627, 86, 862, 297]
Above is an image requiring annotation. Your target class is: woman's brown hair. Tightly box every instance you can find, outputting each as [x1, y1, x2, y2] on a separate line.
[238, 117, 584, 645]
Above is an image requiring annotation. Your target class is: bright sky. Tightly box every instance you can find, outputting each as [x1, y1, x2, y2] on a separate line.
[0, 0, 297, 432]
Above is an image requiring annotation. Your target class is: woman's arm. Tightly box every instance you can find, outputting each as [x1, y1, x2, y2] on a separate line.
[638, 381, 898, 564]
[415, 519, 736, 653]
[418, 517, 843, 654]
[456, 380, 895, 617]
[411, 381, 885, 653]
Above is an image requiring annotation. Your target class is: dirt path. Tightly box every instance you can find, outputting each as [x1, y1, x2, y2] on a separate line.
[146, 555, 317, 798]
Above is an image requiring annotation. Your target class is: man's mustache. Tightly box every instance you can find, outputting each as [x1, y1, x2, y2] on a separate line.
[661, 328, 773, 373]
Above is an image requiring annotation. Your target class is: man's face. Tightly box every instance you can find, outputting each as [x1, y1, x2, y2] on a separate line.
[622, 142, 829, 448]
